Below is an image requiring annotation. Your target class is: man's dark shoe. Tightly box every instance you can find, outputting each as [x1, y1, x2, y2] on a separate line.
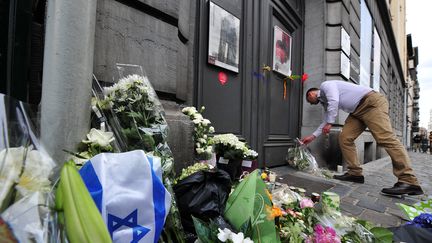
[381, 182, 424, 195]
[333, 173, 364, 184]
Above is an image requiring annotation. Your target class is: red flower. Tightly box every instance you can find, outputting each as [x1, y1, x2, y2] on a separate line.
[301, 73, 308, 82]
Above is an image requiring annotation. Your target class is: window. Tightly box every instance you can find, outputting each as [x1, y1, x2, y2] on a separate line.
[372, 27, 381, 91]
[360, 0, 373, 87]
[360, 0, 381, 90]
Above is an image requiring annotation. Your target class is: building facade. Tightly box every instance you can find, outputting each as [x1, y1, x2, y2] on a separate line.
[1, 0, 413, 170]
[302, 0, 408, 168]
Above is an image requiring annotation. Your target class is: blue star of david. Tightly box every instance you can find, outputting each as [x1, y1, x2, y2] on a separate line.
[108, 209, 149, 243]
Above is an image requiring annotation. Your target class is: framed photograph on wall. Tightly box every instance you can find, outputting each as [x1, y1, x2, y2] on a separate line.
[272, 26, 292, 76]
[208, 1, 240, 73]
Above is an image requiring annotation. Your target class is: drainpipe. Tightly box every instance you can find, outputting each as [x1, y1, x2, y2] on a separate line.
[403, 85, 408, 147]
[40, 0, 97, 165]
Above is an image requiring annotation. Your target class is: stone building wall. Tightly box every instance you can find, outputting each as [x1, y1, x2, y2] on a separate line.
[303, 0, 406, 168]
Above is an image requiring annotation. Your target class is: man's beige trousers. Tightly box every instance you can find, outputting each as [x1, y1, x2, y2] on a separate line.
[339, 93, 419, 186]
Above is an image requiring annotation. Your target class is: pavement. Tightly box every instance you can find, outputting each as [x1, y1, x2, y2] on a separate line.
[272, 151, 432, 227]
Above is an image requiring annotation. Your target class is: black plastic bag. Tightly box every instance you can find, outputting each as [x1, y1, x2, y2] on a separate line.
[173, 169, 232, 235]
[389, 225, 432, 243]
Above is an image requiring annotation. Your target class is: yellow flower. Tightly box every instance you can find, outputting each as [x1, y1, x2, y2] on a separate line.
[265, 189, 273, 201]
[261, 172, 268, 180]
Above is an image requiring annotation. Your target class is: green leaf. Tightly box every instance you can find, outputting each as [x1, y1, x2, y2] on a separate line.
[370, 227, 393, 243]
[355, 219, 374, 230]
[192, 216, 214, 243]
[239, 218, 253, 238]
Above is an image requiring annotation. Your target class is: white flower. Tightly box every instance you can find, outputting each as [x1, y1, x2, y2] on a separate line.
[231, 232, 245, 243]
[244, 149, 258, 159]
[202, 119, 211, 126]
[83, 128, 115, 147]
[16, 149, 55, 197]
[196, 143, 201, 148]
[193, 113, 203, 120]
[243, 238, 254, 243]
[205, 147, 213, 154]
[217, 228, 232, 242]
[196, 148, 205, 154]
[0, 147, 25, 203]
[193, 119, 201, 124]
[209, 126, 215, 133]
[198, 138, 207, 144]
[182, 106, 197, 116]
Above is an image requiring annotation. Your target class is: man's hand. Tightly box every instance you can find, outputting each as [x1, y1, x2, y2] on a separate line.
[322, 123, 332, 134]
[301, 135, 316, 145]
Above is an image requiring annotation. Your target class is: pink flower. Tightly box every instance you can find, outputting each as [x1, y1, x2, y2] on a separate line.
[312, 224, 341, 243]
[300, 198, 314, 208]
[314, 224, 325, 235]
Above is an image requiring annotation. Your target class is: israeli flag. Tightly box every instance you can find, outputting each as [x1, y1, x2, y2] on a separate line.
[79, 150, 171, 243]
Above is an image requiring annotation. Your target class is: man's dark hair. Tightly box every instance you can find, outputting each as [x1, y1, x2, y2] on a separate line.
[305, 87, 319, 99]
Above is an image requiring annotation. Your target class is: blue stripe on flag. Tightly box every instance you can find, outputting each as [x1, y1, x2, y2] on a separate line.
[148, 155, 166, 243]
[79, 161, 103, 212]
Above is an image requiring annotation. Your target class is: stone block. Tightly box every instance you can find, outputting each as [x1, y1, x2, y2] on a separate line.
[359, 209, 401, 227]
[326, 26, 341, 50]
[357, 198, 386, 213]
[325, 50, 341, 74]
[349, 3, 360, 36]
[350, 0, 360, 18]
[327, 2, 343, 25]
[94, 0, 179, 94]
[341, 202, 364, 216]
[137, 0, 179, 19]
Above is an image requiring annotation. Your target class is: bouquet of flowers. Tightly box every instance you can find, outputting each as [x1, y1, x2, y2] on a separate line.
[0, 94, 58, 243]
[213, 134, 247, 160]
[274, 197, 318, 242]
[94, 72, 185, 242]
[286, 140, 323, 177]
[182, 106, 215, 160]
[174, 162, 212, 184]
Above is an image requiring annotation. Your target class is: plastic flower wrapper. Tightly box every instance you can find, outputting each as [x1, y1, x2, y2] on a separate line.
[286, 139, 323, 177]
[182, 106, 215, 161]
[271, 184, 302, 208]
[315, 214, 383, 243]
[0, 94, 59, 243]
[1, 192, 57, 243]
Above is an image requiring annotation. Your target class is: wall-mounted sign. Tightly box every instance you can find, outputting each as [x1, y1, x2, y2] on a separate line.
[341, 27, 351, 56]
[341, 52, 350, 79]
[208, 1, 240, 73]
[273, 26, 292, 76]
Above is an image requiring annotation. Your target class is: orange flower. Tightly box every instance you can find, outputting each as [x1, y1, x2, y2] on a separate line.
[266, 205, 283, 220]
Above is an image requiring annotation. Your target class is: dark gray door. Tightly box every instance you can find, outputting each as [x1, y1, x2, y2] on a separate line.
[196, 0, 304, 167]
